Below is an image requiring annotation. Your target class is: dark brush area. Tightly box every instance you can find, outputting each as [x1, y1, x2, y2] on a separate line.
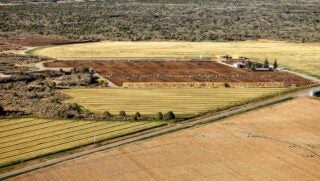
[0, 0, 319, 42]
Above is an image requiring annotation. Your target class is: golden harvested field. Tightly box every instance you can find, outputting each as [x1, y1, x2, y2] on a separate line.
[11, 97, 320, 180]
[61, 88, 286, 115]
[0, 118, 165, 167]
[30, 40, 320, 77]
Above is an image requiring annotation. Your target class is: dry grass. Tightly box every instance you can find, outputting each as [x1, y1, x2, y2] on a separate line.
[0, 118, 165, 167]
[11, 97, 320, 180]
[30, 40, 320, 78]
[61, 88, 286, 115]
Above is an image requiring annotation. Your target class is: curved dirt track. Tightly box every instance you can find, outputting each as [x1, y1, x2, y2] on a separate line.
[9, 97, 320, 180]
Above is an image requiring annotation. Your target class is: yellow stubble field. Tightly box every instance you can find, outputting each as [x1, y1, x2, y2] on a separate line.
[29, 40, 320, 78]
[61, 88, 287, 116]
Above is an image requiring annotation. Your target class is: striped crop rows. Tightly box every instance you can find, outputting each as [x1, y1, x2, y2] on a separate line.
[0, 118, 165, 167]
[62, 88, 286, 115]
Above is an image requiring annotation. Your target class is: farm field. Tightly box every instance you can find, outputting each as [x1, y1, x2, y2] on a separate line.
[61, 88, 286, 115]
[46, 60, 312, 86]
[11, 97, 320, 180]
[30, 40, 320, 78]
[0, 118, 165, 167]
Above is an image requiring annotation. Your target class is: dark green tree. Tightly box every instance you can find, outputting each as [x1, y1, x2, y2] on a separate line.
[156, 112, 163, 120]
[134, 112, 141, 118]
[102, 111, 111, 118]
[164, 111, 175, 120]
[119, 111, 126, 117]
[273, 59, 278, 69]
[134, 112, 141, 120]
[264, 58, 269, 68]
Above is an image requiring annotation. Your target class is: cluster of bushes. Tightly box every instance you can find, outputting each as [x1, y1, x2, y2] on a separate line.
[55, 104, 176, 121]
[48, 67, 102, 87]
[1, 0, 319, 42]
[100, 110, 176, 121]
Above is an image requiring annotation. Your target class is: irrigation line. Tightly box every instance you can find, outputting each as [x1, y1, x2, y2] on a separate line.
[0, 120, 54, 134]
[0, 119, 36, 129]
[0, 121, 92, 141]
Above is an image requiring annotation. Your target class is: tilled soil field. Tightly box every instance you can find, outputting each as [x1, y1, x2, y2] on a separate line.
[45, 60, 312, 86]
[10, 97, 320, 180]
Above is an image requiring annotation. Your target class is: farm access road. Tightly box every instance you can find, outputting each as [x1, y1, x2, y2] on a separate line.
[1, 86, 319, 180]
[283, 69, 320, 83]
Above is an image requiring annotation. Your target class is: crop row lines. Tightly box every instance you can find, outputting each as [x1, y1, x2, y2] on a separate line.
[0, 121, 155, 160]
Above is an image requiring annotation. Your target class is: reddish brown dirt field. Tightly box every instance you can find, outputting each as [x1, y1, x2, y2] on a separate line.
[0, 36, 85, 47]
[46, 60, 312, 86]
[11, 98, 320, 180]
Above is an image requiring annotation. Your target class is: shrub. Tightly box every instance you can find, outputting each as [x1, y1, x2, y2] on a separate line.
[68, 103, 81, 112]
[119, 111, 126, 117]
[57, 109, 78, 119]
[47, 81, 56, 89]
[156, 112, 163, 120]
[135, 112, 141, 118]
[274, 59, 278, 69]
[56, 103, 82, 118]
[50, 97, 61, 104]
[102, 111, 112, 118]
[0, 105, 5, 116]
[164, 111, 175, 120]
[134, 112, 141, 120]
[264, 58, 269, 68]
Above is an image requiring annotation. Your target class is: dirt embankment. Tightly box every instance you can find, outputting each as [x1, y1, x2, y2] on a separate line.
[46, 60, 312, 87]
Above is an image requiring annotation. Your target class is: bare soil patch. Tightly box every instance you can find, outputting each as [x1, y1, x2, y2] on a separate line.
[11, 97, 320, 180]
[46, 60, 312, 86]
[0, 36, 86, 47]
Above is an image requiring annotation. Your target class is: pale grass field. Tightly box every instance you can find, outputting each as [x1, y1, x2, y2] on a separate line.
[0, 118, 165, 167]
[30, 40, 320, 77]
[61, 88, 286, 115]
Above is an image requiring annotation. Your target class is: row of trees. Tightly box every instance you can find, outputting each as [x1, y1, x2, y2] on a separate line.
[244, 59, 278, 70]
[56, 103, 176, 120]
[103, 110, 176, 120]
